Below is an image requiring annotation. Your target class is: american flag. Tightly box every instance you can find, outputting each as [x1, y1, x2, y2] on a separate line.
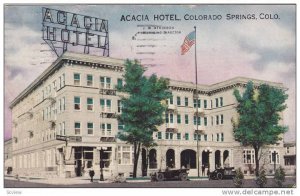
[181, 31, 196, 55]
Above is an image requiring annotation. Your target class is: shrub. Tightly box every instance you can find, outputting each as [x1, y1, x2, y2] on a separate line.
[274, 166, 286, 187]
[255, 169, 267, 188]
[233, 168, 244, 188]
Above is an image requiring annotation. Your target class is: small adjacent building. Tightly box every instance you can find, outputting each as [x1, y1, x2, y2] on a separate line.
[4, 139, 13, 174]
[283, 142, 296, 175]
[10, 52, 287, 179]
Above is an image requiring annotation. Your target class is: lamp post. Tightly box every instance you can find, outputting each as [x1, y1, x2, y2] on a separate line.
[99, 147, 105, 181]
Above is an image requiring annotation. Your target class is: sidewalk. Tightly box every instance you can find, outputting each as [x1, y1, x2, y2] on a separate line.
[4, 175, 209, 185]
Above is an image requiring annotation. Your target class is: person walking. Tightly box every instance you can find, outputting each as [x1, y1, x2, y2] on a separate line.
[89, 169, 95, 182]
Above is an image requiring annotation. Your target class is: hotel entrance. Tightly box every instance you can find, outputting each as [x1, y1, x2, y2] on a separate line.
[74, 147, 94, 177]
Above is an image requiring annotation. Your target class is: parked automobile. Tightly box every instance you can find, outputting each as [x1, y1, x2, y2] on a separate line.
[209, 167, 236, 180]
[151, 168, 189, 181]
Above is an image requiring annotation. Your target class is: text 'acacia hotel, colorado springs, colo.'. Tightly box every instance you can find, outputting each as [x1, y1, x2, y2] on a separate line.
[9, 51, 290, 179]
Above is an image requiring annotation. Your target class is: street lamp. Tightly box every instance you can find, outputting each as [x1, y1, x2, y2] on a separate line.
[99, 147, 107, 181]
[272, 151, 278, 175]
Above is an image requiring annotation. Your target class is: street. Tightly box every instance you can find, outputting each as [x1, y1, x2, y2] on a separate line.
[4, 177, 296, 188]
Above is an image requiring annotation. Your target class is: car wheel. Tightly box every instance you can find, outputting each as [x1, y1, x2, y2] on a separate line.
[156, 173, 164, 181]
[217, 172, 223, 180]
[179, 173, 188, 181]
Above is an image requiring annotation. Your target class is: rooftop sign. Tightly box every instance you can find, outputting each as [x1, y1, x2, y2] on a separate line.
[42, 7, 109, 57]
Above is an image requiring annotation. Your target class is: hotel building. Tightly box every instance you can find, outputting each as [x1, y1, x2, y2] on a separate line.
[10, 52, 286, 178]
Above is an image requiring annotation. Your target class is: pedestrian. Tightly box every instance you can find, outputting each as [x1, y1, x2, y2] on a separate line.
[201, 164, 205, 176]
[89, 169, 95, 182]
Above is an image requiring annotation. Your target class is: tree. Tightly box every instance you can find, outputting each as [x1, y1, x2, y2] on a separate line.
[233, 81, 288, 176]
[117, 60, 171, 178]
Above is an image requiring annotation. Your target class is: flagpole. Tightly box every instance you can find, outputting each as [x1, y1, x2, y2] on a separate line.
[194, 26, 200, 178]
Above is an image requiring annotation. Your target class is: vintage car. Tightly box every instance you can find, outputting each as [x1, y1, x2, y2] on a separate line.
[151, 168, 189, 181]
[209, 167, 236, 180]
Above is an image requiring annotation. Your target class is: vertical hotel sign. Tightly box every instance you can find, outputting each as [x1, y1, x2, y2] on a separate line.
[42, 7, 109, 57]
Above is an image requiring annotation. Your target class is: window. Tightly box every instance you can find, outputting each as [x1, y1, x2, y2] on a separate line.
[193, 116, 201, 125]
[107, 100, 111, 111]
[215, 98, 219, 108]
[118, 146, 132, 165]
[193, 99, 201, 108]
[184, 97, 189, 107]
[87, 122, 93, 135]
[204, 117, 207, 126]
[185, 114, 189, 124]
[62, 97, 66, 111]
[87, 98, 93, 111]
[62, 74, 65, 86]
[101, 123, 112, 136]
[177, 96, 181, 106]
[216, 115, 219, 125]
[221, 133, 224, 142]
[100, 76, 111, 89]
[194, 134, 200, 141]
[287, 147, 290, 154]
[158, 132, 162, 140]
[220, 114, 224, 124]
[165, 132, 169, 140]
[117, 100, 122, 113]
[118, 122, 124, 131]
[74, 97, 80, 110]
[210, 100, 213, 108]
[170, 133, 173, 140]
[220, 97, 223, 107]
[184, 133, 189, 140]
[59, 99, 62, 112]
[59, 123, 62, 135]
[59, 76, 62, 89]
[87, 74, 93, 86]
[53, 80, 57, 91]
[204, 100, 207, 109]
[75, 122, 81, 135]
[269, 151, 280, 164]
[74, 73, 80, 85]
[177, 133, 181, 140]
[177, 114, 181, 124]
[217, 133, 220, 142]
[211, 134, 214, 141]
[100, 99, 112, 112]
[204, 134, 207, 141]
[243, 150, 255, 164]
[62, 122, 65, 135]
[169, 96, 173, 105]
[107, 124, 112, 135]
[170, 113, 174, 123]
[117, 78, 123, 87]
[165, 113, 169, 123]
[101, 123, 105, 135]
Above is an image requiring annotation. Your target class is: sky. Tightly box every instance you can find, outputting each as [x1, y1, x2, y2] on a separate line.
[4, 4, 296, 142]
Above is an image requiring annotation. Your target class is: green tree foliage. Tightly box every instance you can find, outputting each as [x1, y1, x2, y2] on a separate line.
[233, 81, 288, 176]
[117, 60, 171, 178]
[233, 168, 244, 188]
[275, 166, 286, 187]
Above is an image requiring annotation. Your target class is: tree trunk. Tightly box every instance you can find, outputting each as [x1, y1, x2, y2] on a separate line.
[254, 146, 260, 177]
[133, 142, 141, 178]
